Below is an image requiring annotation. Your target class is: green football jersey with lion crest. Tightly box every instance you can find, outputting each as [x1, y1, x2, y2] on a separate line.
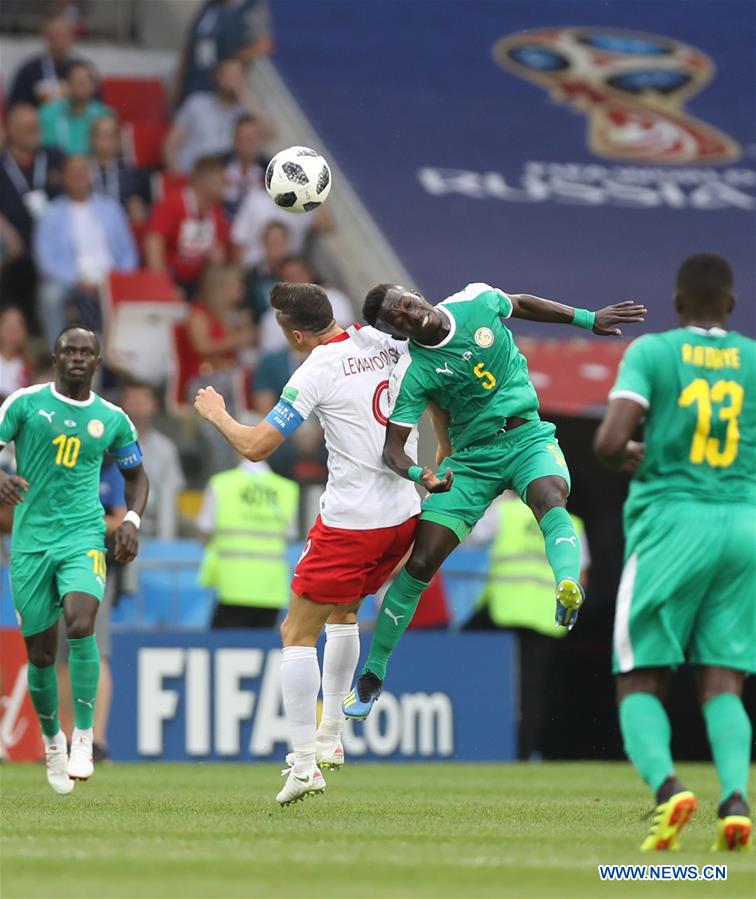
[0, 383, 138, 551]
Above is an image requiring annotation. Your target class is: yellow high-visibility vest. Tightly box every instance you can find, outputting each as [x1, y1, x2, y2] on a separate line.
[481, 500, 586, 638]
[199, 467, 299, 607]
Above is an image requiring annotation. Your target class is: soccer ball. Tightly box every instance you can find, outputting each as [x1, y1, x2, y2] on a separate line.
[265, 146, 332, 213]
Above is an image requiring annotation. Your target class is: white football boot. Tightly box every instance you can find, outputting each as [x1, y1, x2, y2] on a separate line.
[43, 731, 75, 795]
[276, 765, 326, 806]
[67, 728, 94, 780]
[285, 737, 344, 772]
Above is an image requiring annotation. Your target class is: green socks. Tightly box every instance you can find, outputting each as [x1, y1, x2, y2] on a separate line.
[68, 635, 100, 730]
[27, 662, 60, 738]
[703, 692, 752, 803]
[362, 568, 430, 681]
[619, 693, 674, 794]
[539, 506, 581, 585]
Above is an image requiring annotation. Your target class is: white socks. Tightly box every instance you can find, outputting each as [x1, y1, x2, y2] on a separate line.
[281, 646, 320, 775]
[72, 727, 93, 744]
[281, 626, 359, 773]
[43, 730, 66, 749]
[320, 623, 360, 740]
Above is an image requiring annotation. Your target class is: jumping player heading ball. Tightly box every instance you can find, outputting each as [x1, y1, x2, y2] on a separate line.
[343, 282, 646, 719]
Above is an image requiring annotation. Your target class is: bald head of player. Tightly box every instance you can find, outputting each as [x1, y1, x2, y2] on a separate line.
[675, 253, 735, 328]
[362, 284, 449, 344]
[270, 281, 341, 350]
[53, 326, 101, 395]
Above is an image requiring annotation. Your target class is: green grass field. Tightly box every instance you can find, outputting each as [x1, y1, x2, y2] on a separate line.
[1, 762, 753, 899]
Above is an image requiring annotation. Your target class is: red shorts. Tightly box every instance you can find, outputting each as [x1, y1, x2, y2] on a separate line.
[292, 515, 418, 604]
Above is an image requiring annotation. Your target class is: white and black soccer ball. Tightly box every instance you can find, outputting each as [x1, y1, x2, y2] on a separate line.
[265, 146, 332, 213]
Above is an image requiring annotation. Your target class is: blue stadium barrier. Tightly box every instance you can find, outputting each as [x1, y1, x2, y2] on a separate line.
[0, 539, 492, 631]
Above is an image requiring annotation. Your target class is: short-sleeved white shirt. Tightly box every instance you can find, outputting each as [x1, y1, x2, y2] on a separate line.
[282, 325, 421, 529]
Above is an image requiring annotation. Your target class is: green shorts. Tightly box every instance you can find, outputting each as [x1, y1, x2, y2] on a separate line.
[422, 419, 571, 540]
[9, 540, 107, 637]
[612, 501, 756, 675]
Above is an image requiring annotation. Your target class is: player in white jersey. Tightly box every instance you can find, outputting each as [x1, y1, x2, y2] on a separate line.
[194, 282, 451, 805]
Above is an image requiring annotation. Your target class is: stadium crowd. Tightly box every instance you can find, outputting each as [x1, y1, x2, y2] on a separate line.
[0, 3, 456, 639]
[0, 3, 346, 490]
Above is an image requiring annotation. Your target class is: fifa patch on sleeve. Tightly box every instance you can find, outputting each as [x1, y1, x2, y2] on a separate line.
[114, 441, 143, 470]
[282, 386, 299, 404]
[265, 400, 304, 437]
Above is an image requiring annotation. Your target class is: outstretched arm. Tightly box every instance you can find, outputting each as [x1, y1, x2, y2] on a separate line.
[194, 386, 285, 461]
[383, 421, 453, 494]
[509, 294, 646, 337]
[594, 398, 646, 472]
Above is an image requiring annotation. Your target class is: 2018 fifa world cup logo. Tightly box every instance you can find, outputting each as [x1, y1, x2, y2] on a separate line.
[493, 27, 740, 164]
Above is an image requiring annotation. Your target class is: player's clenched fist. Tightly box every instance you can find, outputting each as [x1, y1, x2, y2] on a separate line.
[0, 472, 29, 506]
[194, 386, 226, 421]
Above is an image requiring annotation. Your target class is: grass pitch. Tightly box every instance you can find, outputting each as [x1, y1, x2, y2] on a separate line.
[1, 762, 753, 899]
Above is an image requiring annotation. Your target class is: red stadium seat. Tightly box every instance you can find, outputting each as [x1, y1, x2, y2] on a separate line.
[121, 120, 169, 169]
[104, 270, 186, 385]
[101, 77, 168, 123]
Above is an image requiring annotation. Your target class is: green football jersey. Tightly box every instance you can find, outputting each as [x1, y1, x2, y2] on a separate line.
[610, 327, 756, 522]
[0, 383, 138, 551]
[389, 283, 540, 450]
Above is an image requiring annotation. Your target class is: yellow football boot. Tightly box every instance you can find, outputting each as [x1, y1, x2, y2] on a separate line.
[711, 815, 752, 851]
[641, 791, 698, 851]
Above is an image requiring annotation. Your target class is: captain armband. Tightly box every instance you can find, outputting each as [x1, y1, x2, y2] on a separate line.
[114, 441, 143, 470]
[264, 400, 305, 438]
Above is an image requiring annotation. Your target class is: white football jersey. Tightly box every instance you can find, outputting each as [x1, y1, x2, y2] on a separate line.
[283, 325, 421, 529]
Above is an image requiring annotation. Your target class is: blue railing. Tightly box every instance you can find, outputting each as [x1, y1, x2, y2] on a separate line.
[0, 539, 491, 631]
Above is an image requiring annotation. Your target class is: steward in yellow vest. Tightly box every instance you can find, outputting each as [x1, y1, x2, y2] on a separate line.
[198, 459, 299, 628]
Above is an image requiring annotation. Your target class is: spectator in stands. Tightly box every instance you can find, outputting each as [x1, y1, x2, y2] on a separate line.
[232, 184, 333, 271]
[257, 256, 353, 353]
[185, 262, 253, 387]
[34, 155, 137, 343]
[251, 344, 327, 483]
[175, 0, 273, 102]
[89, 115, 149, 224]
[185, 262, 254, 471]
[197, 453, 298, 629]
[6, 14, 79, 108]
[222, 115, 267, 219]
[164, 58, 273, 174]
[39, 60, 113, 155]
[0, 307, 33, 403]
[0, 104, 64, 246]
[145, 155, 230, 295]
[120, 383, 186, 539]
[0, 103, 64, 329]
[244, 220, 289, 322]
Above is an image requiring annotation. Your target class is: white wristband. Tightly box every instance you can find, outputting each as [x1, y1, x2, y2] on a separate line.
[123, 510, 141, 530]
